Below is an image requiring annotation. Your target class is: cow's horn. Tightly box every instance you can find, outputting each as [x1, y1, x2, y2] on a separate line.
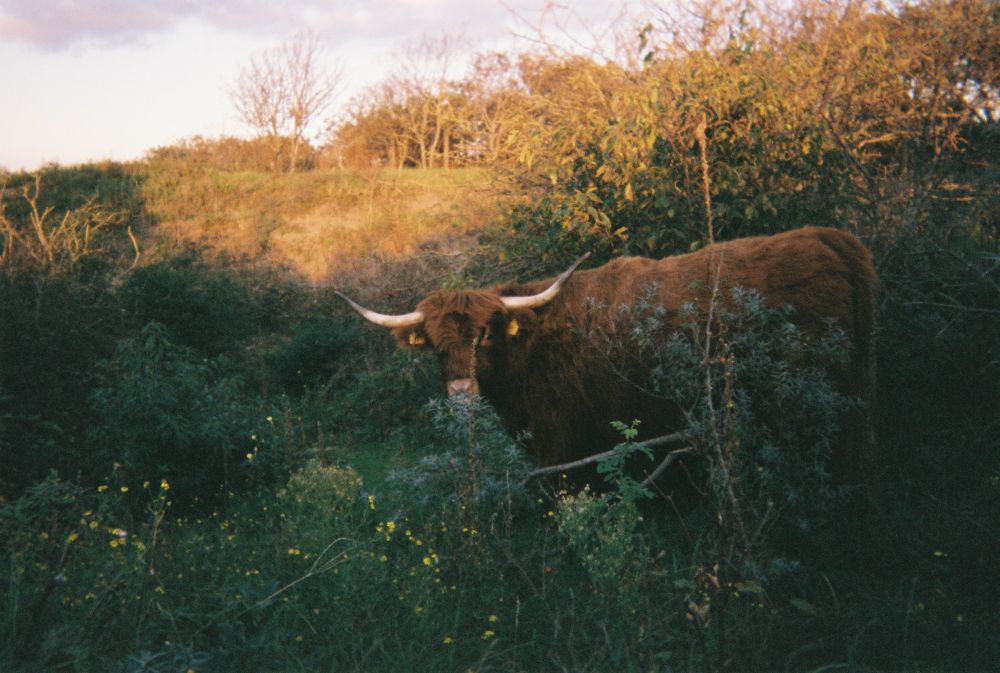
[335, 291, 425, 328]
[501, 252, 591, 310]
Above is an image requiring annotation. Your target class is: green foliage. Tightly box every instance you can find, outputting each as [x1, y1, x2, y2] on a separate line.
[119, 255, 261, 356]
[88, 323, 256, 502]
[264, 315, 362, 391]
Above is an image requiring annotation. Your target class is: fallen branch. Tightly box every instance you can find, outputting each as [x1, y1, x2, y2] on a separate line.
[524, 430, 693, 482]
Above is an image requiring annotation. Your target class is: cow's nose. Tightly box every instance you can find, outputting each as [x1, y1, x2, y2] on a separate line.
[447, 378, 479, 397]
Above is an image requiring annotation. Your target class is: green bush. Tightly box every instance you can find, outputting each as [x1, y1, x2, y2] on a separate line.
[265, 316, 362, 392]
[119, 255, 260, 356]
[88, 323, 259, 503]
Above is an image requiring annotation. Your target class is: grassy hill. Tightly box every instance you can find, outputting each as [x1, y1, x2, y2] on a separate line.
[135, 165, 501, 281]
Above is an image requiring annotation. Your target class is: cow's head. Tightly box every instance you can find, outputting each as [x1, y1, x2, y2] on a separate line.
[337, 254, 589, 397]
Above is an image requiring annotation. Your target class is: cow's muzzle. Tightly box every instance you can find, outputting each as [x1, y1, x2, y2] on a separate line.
[447, 378, 479, 397]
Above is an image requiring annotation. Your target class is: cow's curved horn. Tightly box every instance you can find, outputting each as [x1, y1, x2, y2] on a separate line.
[335, 291, 425, 328]
[501, 252, 591, 310]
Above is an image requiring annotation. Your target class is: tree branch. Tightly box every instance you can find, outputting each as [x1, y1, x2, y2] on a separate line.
[524, 430, 693, 481]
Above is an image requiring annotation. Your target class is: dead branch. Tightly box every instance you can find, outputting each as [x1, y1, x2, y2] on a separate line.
[640, 447, 695, 488]
[524, 430, 693, 482]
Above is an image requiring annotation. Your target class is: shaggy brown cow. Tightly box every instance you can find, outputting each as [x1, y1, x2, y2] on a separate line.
[338, 227, 877, 478]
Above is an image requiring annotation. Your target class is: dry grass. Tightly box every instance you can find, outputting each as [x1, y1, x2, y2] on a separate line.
[139, 167, 501, 283]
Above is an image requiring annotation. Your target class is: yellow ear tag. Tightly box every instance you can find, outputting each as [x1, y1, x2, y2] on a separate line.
[506, 319, 520, 337]
[408, 332, 426, 346]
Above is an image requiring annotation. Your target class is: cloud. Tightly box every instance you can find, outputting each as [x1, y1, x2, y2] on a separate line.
[0, 0, 518, 50]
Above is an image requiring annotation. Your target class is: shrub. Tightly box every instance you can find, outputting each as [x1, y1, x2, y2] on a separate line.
[118, 254, 260, 356]
[265, 315, 362, 392]
[88, 323, 257, 503]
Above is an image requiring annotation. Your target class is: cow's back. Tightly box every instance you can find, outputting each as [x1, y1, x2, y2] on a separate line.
[494, 227, 877, 477]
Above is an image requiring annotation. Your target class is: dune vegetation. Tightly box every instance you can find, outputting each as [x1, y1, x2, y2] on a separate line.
[2, 1, 998, 671]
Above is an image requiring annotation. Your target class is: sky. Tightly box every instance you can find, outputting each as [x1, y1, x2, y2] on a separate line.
[0, 0, 631, 171]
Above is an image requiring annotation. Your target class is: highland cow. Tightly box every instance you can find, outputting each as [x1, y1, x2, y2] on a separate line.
[338, 227, 877, 479]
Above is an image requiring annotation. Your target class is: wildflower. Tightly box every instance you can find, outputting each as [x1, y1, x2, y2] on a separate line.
[488, 614, 498, 623]
[66, 532, 79, 544]
[379, 555, 388, 562]
[368, 494, 376, 510]
[481, 629, 495, 640]
[97, 485, 108, 492]
[143, 480, 150, 489]
[443, 636, 454, 645]
[120, 486, 129, 493]
[160, 479, 170, 491]
[287, 547, 302, 556]
[246, 453, 254, 462]
[266, 415, 274, 423]
[422, 556, 432, 566]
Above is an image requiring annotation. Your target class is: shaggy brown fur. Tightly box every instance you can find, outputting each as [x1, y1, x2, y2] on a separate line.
[388, 227, 878, 478]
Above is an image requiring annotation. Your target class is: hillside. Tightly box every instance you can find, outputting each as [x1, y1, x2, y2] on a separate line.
[136, 166, 501, 282]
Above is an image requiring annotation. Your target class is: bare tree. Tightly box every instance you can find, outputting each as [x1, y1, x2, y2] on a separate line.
[231, 33, 341, 173]
[391, 31, 467, 169]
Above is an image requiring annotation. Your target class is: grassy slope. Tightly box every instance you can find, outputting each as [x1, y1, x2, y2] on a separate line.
[137, 166, 501, 282]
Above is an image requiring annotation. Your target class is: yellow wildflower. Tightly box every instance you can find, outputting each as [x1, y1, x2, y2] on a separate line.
[481, 629, 495, 640]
